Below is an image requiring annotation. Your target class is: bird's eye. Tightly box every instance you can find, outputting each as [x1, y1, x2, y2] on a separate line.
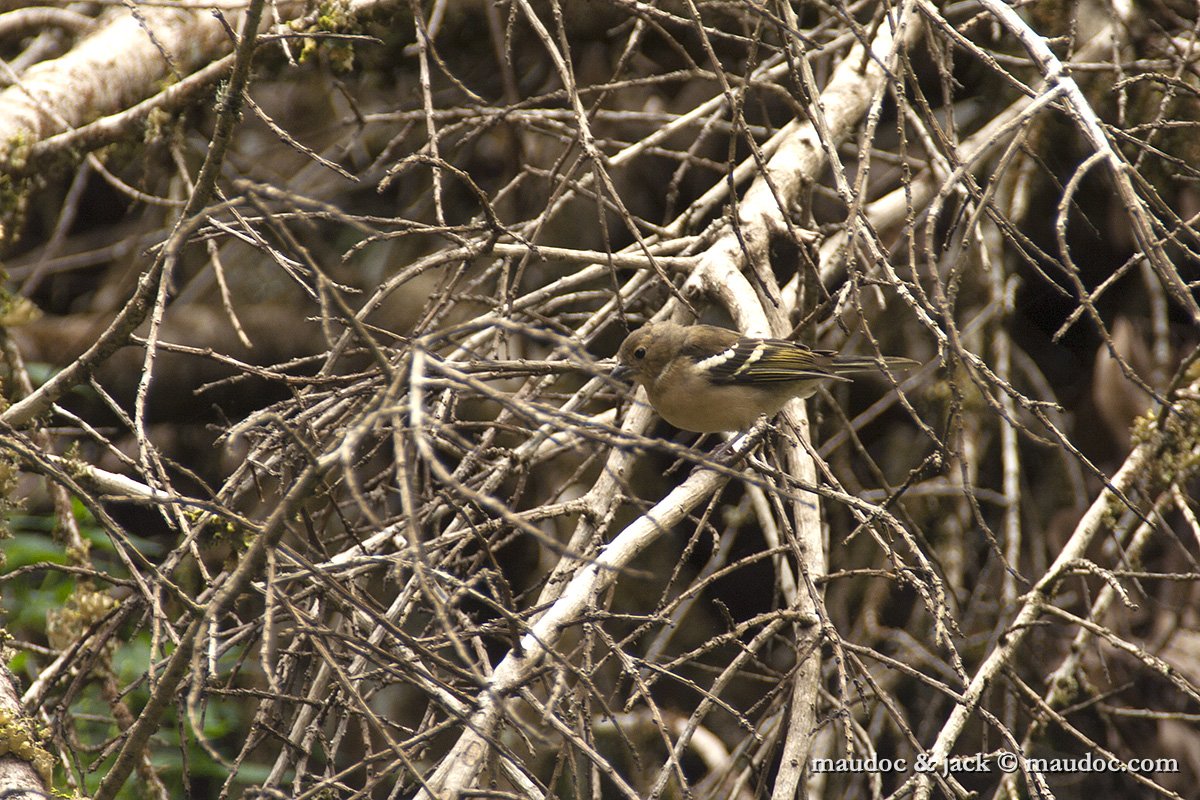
[634, 347, 646, 360]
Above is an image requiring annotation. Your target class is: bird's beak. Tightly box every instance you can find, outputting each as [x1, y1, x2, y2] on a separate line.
[611, 363, 632, 381]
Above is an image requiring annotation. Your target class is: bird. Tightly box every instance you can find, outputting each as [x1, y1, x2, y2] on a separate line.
[614, 321, 916, 433]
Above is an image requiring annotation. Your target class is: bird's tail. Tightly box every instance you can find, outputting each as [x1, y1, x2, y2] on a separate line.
[827, 355, 920, 375]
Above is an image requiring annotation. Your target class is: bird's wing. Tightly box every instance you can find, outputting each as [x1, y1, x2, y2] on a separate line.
[688, 338, 843, 384]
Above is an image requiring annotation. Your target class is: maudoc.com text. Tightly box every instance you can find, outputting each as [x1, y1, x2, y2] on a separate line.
[810, 752, 1179, 777]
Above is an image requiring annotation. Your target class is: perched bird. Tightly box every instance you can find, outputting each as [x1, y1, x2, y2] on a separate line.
[614, 321, 916, 432]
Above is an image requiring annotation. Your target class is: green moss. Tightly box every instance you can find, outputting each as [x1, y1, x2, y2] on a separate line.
[143, 106, 175, 148]
[63, 539, 92, 565]
[1130, 394, 1200, 492]
[295, 0, 359, 72]
[46, 589, 119, 653]
[0, 705, 56, 786]
[0, 289, 41, 327]
[1, 130, 32, 172]
[0, 449, 18, 568]
[61, 443, 87, 482]
[0, 172, 30, 248]
[1097, 491, 1120, 533]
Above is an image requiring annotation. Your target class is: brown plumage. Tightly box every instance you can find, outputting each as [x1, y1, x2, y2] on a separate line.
[615, 321, 916, 432]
